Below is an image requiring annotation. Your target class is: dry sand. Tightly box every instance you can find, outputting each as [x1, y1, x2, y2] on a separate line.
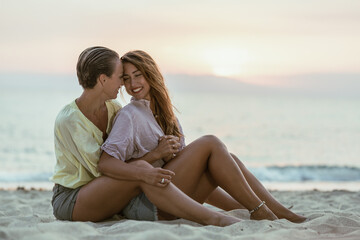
[0, 189, 359, 240]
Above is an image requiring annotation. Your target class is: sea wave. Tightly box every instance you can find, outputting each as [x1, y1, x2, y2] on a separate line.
[250, 165, 360, 182]
[0, 165, 360, 184]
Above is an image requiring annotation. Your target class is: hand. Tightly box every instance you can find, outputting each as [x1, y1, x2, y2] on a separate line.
[153, 135, 181, 161]
[142, 167, 175, 187]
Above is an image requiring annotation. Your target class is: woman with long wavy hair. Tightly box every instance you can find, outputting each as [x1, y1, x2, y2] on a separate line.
[100, 50, 306, 223]
[52, 46, 240, 226]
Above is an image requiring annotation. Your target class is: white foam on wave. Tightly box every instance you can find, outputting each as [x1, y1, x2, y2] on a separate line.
[250, 165, 360, 182]
[1, 166, 360, 191]
[1, 166, 360, 183]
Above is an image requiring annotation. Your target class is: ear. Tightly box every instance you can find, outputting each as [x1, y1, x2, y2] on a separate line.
[98, 74, 107, 86]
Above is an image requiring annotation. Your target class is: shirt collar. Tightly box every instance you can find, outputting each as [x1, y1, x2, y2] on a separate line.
[130, 97, 151, 109]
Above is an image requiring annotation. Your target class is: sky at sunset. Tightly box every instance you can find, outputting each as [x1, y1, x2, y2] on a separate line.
[1, 0, 359, 86]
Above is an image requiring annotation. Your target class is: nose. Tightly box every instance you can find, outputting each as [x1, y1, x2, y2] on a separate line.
[129, 78, 136, 88]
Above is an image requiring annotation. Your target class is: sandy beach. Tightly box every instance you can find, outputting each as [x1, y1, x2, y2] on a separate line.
[0, 189, 359, 240]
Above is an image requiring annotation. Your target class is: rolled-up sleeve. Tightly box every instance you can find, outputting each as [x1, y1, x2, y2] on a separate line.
[101, 110, 135, 161]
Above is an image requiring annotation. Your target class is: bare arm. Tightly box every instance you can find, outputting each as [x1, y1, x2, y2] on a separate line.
[128, 149, 161, 164]
[98, 151, 175, 187]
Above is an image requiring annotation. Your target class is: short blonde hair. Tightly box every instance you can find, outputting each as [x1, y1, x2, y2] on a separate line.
[77, 46, 119, 89]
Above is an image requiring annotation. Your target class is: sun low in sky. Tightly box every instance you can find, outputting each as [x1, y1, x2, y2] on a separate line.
[0, 0, 359, 86]
[202, 47, 249, 78]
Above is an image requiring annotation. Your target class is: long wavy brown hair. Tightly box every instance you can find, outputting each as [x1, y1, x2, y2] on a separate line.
[121, 50, 182, 138]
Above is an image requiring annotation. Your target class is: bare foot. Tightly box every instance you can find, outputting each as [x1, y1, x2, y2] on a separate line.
[275, 208, 307, 223]
[285, 213, 307, 223]
[250, 205, 278, 221]
[208, 213, 241, 226]
[218, 214, 241, 226]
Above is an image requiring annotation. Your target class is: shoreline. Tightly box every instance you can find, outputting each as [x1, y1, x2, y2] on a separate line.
[0, 189, 359, 240]
[1, 181, 360, 192]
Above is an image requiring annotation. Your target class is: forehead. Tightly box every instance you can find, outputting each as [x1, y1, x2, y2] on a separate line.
[123, 62, 138, 74]
[113, 60, 123, 73]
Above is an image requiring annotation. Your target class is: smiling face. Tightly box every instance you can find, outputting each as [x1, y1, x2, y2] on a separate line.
[102, 59, 123, 100]
[122, 62, 151, 101]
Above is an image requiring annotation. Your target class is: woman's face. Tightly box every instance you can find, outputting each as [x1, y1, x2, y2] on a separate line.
[123, 62, 151, 101]
[103, 59, 123, 100]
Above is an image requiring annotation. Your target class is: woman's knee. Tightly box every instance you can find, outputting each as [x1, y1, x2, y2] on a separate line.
[201, 135, 227, 149]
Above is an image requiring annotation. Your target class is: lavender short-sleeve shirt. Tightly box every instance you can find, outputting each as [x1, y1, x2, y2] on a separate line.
[101, 98, 185, 168]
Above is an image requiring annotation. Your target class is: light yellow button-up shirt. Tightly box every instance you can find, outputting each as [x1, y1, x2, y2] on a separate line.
[50, 99, 121, 189]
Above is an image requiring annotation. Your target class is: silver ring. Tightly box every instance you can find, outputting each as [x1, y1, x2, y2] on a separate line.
[160, 178, 165, 184]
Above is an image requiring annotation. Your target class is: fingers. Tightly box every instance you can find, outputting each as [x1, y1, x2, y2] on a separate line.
[156, 135, 181, 159]
[158, 168, 175, 177]
[170, 142, 181, 151]
[143, 167, 174, 187]
[163, 135, 181, 160]
[154, 168, 174, 187]
[163, 135, 180, 143]
[156, 178, 171, 187]
[158, 135, 166, 142]
[155, 175, 171, 187]
[163, 135, 181, 152]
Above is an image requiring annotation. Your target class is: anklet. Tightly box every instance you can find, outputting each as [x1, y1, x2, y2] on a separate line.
[249, 201, 266, 214]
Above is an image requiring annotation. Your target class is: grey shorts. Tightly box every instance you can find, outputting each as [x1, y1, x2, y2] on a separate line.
[51, 184, 81, 221]
[51, 184, 157, 221]
[122, 192, 158, 221]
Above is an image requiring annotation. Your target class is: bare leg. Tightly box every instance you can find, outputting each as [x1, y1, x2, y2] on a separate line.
[230, 153, 306, 223]
[191, 171, 244, 210]
[182, 151, 305, 222]
[179, 154, 244, 211]
[72, 161, 240, 226]
[158, 174, 244, 220]
[206, 187, 245, 211]
[164, 135, 277, 220]
[156, 171, 244, 218]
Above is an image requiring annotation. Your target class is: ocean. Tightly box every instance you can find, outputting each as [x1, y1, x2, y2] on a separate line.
[1, 74, 359, 190]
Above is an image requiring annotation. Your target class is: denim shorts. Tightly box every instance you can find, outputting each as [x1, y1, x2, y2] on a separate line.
[51, 184, 81, 221]
[122, 192, 158, 221]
